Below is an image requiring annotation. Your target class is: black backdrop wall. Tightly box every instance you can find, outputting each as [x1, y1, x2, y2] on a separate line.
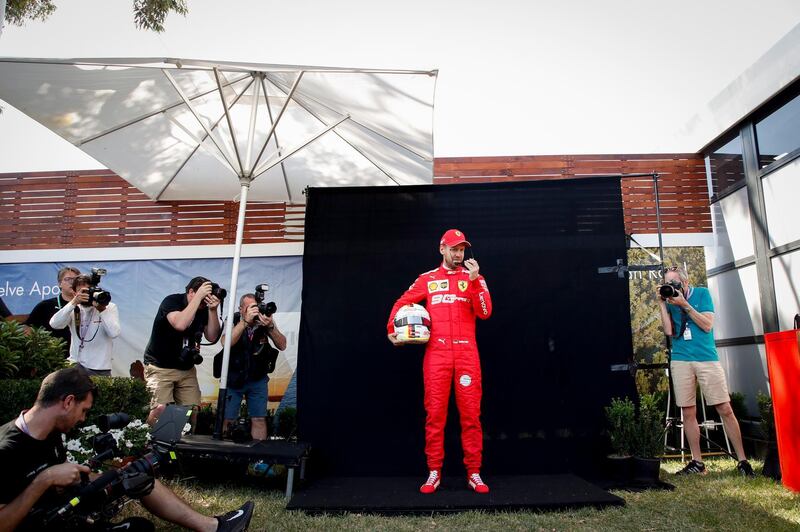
[298, 177, 638, 477]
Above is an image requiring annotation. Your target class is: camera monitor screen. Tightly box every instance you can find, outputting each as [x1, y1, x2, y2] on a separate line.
[150, 404, 191, 444]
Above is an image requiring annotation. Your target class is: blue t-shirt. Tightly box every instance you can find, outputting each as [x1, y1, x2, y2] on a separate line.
[668, 286, 718, 362]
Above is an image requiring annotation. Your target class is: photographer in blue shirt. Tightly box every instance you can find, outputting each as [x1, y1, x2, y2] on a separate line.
[657, 266, 754, 477]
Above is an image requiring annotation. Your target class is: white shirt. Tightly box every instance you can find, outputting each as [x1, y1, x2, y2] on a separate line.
[49, 301, 121, 371]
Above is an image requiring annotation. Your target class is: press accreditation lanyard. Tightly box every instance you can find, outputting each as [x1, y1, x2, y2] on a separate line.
[678, 286, 694, 340]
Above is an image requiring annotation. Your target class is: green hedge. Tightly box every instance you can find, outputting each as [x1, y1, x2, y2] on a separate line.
[0, 321, 67, 379]
[0, 377, 151, 427]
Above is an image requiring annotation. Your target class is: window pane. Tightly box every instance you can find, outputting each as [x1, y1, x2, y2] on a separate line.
[708, 135, 745, 197]
[755, 93, 800, 169]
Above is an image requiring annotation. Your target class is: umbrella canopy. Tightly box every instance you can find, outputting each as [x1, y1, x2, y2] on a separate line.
[0, 57, 437, 437]
[0, 57, 437, 203]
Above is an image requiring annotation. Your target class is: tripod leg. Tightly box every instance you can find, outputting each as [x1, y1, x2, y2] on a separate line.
[680, 408, 686, 462]
[664, 375, 671, 449]
[718, 397, 733, 456]
[700, 388, 712, 452]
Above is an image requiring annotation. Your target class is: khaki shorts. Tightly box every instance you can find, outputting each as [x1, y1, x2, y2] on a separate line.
[670, 360, 730, 407]
[144, 364, 201, 408]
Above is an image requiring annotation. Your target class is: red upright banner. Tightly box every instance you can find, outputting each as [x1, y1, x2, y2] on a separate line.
[764, 329, 800, 492]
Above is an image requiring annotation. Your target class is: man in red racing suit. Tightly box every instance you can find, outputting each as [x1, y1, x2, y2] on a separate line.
[387, 229, 493, 494]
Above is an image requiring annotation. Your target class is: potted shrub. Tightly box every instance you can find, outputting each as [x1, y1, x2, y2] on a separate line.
[631, 392, 664, 485]
[758, 391, 781, 480]
[604, 397, 635, 482]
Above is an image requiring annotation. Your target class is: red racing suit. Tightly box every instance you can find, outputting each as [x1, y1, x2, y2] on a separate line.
[388, 264, 492, 473]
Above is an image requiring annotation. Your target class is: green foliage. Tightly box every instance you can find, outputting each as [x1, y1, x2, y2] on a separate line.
[65, 419, 151, 464]
[87, 377, 150, 426]
[729, 391, 749, 420]
[4, 0, 187, 32]
[16, 325, 68, 378]
[0, 321, 26, 377]
[627, 247, 707, 395]
[3, 0, 56, 26]
[0, 321, 67, 379]
[194, 402, 216, 435]
[0, 377, 150, 427]
[632, 393, 665, 459]
[0, 379, 42, 423]
[275, 407, 297, 439]
[605, 397, 636, 456]
[132, 0, 187, 32]
[757, 391, 775, 439]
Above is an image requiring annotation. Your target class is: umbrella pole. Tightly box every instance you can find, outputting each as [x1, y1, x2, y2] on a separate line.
[213, 180, 251, 439]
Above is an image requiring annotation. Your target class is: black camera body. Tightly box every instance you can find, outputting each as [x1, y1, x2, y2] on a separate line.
[228, 416, 252, 443]
[85, 268, 111, 306]
[659, 280, 683, 300]
[254, 283, 277, 317]
[209, 282, 227, 301]
[178, 331, 204, 368]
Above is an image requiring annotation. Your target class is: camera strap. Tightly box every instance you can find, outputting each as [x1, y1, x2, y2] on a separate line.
[676, 286, 694, 338]
[74, 306, 101, 348]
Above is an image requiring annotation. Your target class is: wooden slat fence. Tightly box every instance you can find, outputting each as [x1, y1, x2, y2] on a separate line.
[434, 154, 711, 235]
[1, 154, 710, 250]
[0, 170, 304, 250]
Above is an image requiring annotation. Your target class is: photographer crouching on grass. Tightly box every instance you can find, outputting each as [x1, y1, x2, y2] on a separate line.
[49, 270, 119, 377]
[217, 289, 286, 441]
[0, 366, 254, 531]
[144, 277, 223, 426]
[656, 265, 754, 477]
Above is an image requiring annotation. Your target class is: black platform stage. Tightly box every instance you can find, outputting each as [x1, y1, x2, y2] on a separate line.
[175, 435, 310, 497]
[287, 474, 624, 514]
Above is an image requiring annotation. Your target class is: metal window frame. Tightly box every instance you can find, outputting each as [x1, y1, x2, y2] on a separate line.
[756, 145, 800, 177]
[741, 122, 780, 333]
[703, 82, 800, 340]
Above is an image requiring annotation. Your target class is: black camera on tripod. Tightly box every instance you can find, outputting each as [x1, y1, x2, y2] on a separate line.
[254, 283, 277, 317]
[84, 267, 111, 306]
[658, 279, 683, 300]
[178, 331, 204, 368]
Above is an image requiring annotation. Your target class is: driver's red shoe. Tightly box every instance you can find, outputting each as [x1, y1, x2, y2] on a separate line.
[468, 472, 489, 493]
[420, 470, 441, 494]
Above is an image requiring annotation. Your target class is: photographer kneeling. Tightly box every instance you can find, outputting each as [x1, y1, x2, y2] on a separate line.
[0, 366, 254, 531]
[144, 277, 223, 425]
[49, 272, 119, 377]
[219, 293, 286, 440]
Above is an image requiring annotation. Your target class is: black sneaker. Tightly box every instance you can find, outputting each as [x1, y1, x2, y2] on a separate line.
[676, 459, 707, 475]
[737, 460, 756, 478]
[216, 500, 254, 532]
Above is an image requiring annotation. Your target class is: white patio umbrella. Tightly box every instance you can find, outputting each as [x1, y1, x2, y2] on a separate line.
[0, 57, 437, 435]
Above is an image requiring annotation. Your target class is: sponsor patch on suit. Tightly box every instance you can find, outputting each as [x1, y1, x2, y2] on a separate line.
[428, 280, 449, 293]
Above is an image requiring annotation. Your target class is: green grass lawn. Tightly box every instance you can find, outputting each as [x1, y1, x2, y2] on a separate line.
[119, 458, 800, 531]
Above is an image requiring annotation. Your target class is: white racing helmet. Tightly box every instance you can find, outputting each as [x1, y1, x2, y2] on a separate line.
[393, 304, 431, 344]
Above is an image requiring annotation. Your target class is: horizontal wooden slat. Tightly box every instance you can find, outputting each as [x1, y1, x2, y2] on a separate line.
[1, 154, 709, 251]
[0, 170, 302, 250]
[434, 153, 709, 235]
